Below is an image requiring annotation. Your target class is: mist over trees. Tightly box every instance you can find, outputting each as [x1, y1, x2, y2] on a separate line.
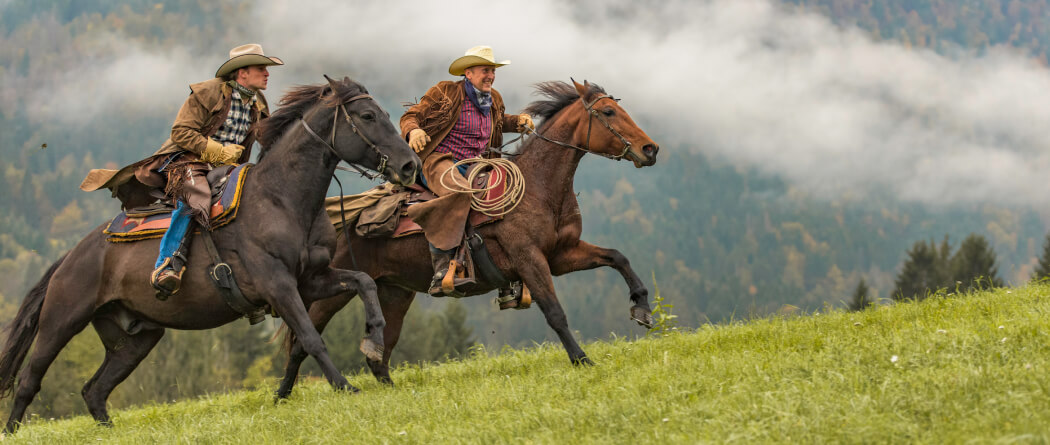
[2, 0, 1050, 419]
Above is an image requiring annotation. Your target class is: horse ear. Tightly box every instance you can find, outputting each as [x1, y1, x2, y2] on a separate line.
[324, 74, 341, 93]
[571, 78, 588, 99]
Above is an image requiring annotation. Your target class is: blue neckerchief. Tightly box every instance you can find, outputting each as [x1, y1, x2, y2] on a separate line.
[463, 79, 492, 115]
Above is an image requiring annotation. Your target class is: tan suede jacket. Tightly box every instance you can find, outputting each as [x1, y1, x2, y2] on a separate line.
[153, 78, 270, 164]
[400, 80, 520, 160]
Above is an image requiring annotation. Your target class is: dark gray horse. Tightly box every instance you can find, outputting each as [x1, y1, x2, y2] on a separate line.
[0, 76, 420, 432]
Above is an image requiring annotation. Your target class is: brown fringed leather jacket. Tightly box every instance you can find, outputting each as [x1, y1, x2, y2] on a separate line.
[400, 80, 521, 161]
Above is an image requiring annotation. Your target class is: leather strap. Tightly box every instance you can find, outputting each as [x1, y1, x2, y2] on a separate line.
[200, 229, 267, 325]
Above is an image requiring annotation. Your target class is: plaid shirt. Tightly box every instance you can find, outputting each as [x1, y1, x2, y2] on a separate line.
[433, 98, 492, 160]
[211, 89, 255, 146]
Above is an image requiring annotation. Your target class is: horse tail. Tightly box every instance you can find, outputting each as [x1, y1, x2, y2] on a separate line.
[0, 252, 67, 399]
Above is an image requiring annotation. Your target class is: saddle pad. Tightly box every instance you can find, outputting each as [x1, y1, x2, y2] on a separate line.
[103, 164, 252, 242]
[392, 164, 508, 238]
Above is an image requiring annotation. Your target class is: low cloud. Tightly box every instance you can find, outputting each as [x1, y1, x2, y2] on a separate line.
[23, 0, 1050, 207]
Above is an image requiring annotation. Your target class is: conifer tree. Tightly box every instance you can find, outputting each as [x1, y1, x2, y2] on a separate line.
[893, 239, 949, 301]
[1031, 233, 1050, 281]
[848, 278, 872, 311]
[950, 233, 1003, 292]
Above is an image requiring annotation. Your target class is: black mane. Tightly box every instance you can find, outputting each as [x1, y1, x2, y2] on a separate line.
[256, 78, 369, 159]
[523, 81, 607, 123]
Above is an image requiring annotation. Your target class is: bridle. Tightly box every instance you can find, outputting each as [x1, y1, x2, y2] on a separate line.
[300, 93, 389, 180]
[519, 94, 639, 163]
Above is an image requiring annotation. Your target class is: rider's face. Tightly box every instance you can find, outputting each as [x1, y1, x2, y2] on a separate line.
[237, 65, 269, 90]
[464, 65, 496, 93]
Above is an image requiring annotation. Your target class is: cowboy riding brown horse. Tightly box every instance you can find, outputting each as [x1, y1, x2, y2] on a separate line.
[276, 79, 659, 396]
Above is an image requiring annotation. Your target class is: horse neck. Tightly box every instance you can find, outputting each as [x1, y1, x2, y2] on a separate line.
[246, 123, 338, 227]
[515, 109, 588, 213]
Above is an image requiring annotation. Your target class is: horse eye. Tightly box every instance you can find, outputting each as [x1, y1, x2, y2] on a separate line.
[602, 108, 615, 117]
[362, 112, 376, 121]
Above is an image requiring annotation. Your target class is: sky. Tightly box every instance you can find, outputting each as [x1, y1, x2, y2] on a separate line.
[23, 0, 1050, 208]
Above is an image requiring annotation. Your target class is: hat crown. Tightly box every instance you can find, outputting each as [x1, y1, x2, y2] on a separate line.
[464, 45, 496, 63]
[229, 43, 267, 59]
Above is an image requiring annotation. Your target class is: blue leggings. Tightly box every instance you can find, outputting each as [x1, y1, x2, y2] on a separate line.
[155, 201, 193, 269]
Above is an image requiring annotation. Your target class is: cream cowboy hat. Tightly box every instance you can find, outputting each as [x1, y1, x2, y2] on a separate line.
[215, 43, 284, 78]
[448, 45, 510, 76]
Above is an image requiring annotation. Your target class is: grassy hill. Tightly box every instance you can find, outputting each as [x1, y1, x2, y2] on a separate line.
[7, 284, 1050, 444]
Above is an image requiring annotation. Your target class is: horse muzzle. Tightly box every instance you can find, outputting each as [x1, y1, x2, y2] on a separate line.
[632, 143, 659, 168]
[387, 157, 421, 186]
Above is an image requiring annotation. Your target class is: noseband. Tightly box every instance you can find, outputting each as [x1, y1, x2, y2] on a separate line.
[300, 93, 389, 180]
[522, 94, 639, 163]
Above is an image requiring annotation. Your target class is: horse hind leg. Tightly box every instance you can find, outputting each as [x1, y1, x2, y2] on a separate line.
[366, 285, 415, 385]
[4, 304, 94, 433]
[81, 318, 164, 427]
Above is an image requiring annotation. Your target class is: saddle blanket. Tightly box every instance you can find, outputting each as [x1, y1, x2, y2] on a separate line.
[103, 164, 252, 242]
[325, 163, 509, 238]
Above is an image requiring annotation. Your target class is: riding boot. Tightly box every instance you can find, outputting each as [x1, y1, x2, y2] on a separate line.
[152, 201, 194, 300]
[427, 245, 456, 297]
[496, 281, 531, 310]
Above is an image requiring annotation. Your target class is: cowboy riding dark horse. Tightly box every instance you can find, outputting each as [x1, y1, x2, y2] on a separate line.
[80, 44, 283, 299]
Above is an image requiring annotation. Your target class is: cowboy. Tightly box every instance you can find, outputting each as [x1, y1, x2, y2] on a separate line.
[399, 45, 534, 300]
[80, 43, 283, 298]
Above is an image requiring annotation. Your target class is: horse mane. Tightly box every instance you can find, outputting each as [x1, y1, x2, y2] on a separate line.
[523, 81, 607, 123]
[256, 78, 369, 160]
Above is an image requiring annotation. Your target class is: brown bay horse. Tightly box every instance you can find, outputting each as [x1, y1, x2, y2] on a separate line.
[0, 77, 420, 432]
[277, 80, 660, 395]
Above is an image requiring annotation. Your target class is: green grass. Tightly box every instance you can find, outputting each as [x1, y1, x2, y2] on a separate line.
[7, 284, 1050, 444]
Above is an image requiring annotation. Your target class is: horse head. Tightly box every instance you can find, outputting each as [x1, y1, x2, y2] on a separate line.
[569, 79, 659, 168]
[297, 76, 420, 186]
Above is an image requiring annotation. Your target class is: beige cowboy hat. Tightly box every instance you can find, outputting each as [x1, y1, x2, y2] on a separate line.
[448, 45, 510, 76]
[215, 43, 284, 78]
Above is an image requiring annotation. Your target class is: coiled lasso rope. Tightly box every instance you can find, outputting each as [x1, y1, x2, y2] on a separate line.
[438, 157, 525, 217]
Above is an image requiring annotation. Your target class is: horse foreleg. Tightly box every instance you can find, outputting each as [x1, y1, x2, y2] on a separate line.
[267, 277, 356, 393]
[82, 319, 164, 426]
[518, 254, 592, 366]
[548, 241, 653, 328]
[299, 268, 384, 362]
[276, 292, 355, 400]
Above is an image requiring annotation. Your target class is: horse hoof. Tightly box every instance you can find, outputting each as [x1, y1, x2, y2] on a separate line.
[572, 356, 594, 366]
[630, 305, 653, 328]
[96, 419, 113, 428]
[359, 338, 384, 362]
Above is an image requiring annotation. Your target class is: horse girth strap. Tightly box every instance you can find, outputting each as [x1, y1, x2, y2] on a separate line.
[199, 230, 267, 324]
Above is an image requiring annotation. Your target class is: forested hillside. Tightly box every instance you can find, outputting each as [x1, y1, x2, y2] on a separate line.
[2, 0, 1049, 419]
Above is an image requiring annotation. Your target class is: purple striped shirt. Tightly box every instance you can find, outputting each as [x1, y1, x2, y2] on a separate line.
[434, 98, 492, 160]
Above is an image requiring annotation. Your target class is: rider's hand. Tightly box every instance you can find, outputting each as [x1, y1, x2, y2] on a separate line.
[408, 129, 430, 153]
[202, 140, 244, 166]
[517, 114, 535, 132]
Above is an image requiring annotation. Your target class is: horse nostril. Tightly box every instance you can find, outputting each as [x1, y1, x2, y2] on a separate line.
[401, 160, 418, 178]
[642, 144, 658, 156]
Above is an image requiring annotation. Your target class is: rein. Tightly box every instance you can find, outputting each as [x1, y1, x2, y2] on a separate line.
[300, 93, 389, 180]
[491, 95, 638, 163]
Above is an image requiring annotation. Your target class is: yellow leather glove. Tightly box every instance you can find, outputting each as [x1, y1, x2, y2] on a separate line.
[408, 128, 430, 153]
[201, 140, 244, 166]
[517, 114, 535, 132]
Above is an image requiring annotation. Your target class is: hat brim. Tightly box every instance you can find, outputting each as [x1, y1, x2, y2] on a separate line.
[215, 54, 284, 78]
[448, 55, 510, 76]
